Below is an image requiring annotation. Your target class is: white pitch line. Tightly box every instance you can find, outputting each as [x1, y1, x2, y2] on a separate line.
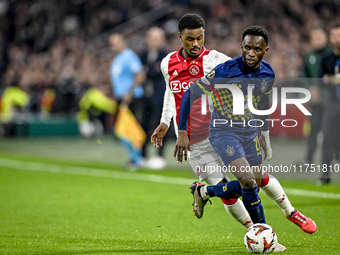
[1, 158, 340, 200]
[0, 158, 192, 185]
[282, 188, 340, 200]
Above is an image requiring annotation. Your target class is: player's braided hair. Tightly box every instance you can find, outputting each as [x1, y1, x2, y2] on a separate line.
[242, 25, 269, 46]
[178, 13, 205, 32]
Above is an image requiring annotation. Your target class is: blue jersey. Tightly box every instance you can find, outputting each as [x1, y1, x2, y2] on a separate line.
[179, 56, 275, 133]
[109, 49, 144, 99]
[178, 56, 275, 166]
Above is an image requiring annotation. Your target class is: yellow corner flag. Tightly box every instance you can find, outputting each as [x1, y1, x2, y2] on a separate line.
[114, 103, 146, 149]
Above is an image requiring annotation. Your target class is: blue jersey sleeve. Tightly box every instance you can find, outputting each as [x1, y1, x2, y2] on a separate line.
[178, 65, 225, 131]
[177, 78, 211, 131]
[177, 89, 191, 131]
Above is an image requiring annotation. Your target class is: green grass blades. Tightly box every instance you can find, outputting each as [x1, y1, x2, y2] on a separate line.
[0, 162, 339, 254]
[0, 166, 234, 254]
[0, 137, 340, 254]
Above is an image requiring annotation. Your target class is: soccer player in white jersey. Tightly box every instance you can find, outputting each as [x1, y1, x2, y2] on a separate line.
[151, 13, 254, 229]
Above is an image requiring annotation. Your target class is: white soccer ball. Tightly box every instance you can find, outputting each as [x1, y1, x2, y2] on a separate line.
[244, 223, 277, 254]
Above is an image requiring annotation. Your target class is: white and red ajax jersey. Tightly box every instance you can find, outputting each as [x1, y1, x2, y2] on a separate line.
[160, 46, 230, 144]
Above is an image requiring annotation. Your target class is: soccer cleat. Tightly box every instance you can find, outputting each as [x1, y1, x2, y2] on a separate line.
[189, 181, 211, 219]
[274, 243, 287, 252]
[288, 210, 317, 234]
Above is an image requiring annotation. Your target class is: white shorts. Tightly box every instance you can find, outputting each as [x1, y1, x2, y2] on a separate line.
[188, 137, 229, 185]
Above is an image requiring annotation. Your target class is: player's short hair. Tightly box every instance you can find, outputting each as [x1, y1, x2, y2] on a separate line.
[242, 25, 269, 46]
[178, 13, 205, 33]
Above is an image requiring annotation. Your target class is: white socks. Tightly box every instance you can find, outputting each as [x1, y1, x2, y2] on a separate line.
[261, 174, 295, 218]
[200, 185, 209, 200]
[224, 199, 253, 228]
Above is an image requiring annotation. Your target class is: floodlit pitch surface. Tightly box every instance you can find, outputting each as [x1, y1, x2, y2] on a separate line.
[0, 137, 339, 254]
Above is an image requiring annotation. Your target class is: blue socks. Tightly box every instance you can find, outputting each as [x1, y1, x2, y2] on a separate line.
[206, 181, 265, 223]
[206, 180, 242, 198]
[242, 186, 266, 223]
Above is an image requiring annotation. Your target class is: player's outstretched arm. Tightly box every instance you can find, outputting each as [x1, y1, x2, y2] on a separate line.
[151, 123, 169, 149]
[174, 130, 191, 163]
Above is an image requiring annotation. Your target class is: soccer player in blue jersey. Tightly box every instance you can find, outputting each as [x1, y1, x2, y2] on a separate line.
[175, 25, 317, 233]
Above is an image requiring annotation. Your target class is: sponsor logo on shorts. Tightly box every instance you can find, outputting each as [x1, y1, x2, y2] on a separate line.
[226, 145, 235, 157]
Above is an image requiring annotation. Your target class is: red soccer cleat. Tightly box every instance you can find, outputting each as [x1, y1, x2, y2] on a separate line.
[288, 210, 317, 234]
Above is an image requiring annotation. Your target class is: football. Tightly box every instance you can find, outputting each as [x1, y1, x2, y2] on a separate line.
[244, 223, 277, 254]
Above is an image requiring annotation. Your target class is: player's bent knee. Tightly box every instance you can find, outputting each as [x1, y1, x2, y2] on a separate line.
[239, 177, 256, 189]
[217, 178, 228, 185]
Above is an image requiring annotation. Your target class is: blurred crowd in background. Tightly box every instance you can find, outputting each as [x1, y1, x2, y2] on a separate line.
[0, 0, 339, 133]
[1, 0, 340, 99]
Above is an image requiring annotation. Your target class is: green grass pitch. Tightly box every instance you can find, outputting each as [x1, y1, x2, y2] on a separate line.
[0, 136, 340, 254]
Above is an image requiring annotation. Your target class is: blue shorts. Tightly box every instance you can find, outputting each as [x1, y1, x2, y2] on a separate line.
[209, 129, 262, 167]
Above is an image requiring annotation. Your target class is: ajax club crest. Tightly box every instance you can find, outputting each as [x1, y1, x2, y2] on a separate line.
[189, 62, 200, 76]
